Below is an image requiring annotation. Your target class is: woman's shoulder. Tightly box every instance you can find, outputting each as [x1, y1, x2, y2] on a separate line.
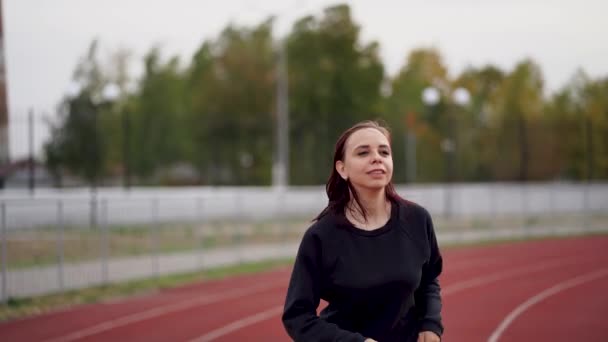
[394, 198, 432, 222]
[306, 213, 339, 234]
[300, 211, 346, 242]
[394, 199, 437, 258]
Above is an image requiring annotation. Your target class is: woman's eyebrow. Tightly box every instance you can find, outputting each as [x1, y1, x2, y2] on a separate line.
[353, 144, 390, 150]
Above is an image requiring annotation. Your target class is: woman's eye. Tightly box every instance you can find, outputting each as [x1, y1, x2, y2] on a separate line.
[357, 151, 368, 156]
[381, 150, 390, 156]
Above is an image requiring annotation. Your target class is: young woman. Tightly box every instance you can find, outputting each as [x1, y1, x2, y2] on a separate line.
[282, 120, 443, 342]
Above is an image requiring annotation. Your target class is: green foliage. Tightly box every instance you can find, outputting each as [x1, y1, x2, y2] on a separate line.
[186, 19, 276, 185]
[44, 4, 608, 186]
[44, 41, 108, 185]
[130, 48, 188, 180]
[383, 48, 450, 183]
[287, 4, 384, 184]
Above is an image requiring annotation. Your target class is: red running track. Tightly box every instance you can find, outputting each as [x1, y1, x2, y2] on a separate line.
[1, 235, 607, 341]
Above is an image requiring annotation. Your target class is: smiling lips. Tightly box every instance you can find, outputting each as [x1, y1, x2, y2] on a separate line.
[367, 169, 385, 176]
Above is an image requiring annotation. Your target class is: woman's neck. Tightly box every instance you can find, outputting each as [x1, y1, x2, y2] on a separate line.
[346, 188, 391, 229]
[358, 189, 388, 215]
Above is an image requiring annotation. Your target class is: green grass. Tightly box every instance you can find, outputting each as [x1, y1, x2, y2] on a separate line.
[440, 229, 608, 249]
[7, 213, 605, 270]
[4, 220, 308, 270]
[0, 258, 294, 322]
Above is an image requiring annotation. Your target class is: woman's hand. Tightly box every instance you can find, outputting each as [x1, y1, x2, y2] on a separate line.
[418, 331, 440, 342]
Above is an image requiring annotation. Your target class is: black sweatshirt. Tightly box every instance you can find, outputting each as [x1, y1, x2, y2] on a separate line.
[282, 200, 443, 342]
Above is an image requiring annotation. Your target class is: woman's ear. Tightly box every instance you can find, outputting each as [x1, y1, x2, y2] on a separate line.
[335, 160, 348, 181]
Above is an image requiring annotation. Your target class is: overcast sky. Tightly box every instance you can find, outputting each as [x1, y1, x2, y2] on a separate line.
[5, 0, 608, 159]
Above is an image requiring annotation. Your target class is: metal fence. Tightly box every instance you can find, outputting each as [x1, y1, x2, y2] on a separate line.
[1, 182, 608, 301]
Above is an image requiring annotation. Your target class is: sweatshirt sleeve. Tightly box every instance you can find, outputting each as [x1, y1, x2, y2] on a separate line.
[414, 209, 444, 338]
[282, 228, 367, 342]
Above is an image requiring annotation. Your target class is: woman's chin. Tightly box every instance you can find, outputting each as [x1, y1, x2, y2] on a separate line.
[356, 180, 388, 191]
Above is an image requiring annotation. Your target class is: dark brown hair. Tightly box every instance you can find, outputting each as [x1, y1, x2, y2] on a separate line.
[314, 120, 405, 222]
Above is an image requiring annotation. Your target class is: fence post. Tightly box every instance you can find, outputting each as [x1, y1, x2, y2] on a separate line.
[583, 181, 590, 231]
[196, 196, 205, 270]
[444, 184, 452, 219]
[151, 198, 159, 279]
[101, 198, 109, 284]
[488, 185, 496, 232]
[234, 190, 244, 264]
[56, 200, 65, 293]
[1, 203, 7, 303]
[90, 191, 98, 230]
[521, 183, 529, 234]
[278, 188, 292, 259]
[278, 189, 287, 253]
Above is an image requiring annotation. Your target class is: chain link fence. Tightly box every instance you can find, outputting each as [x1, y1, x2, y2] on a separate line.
[1, 183, 607, 301]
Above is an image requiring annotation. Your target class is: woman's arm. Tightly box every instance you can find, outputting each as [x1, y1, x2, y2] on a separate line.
[282, 228, 367, 342]
[414, 209, 444, 338]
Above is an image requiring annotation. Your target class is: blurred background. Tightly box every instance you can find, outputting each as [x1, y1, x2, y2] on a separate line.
[0, 0, 607, 308]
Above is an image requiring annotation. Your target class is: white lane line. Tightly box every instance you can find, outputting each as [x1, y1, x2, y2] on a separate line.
[444, 250, 596, 273]
[42, 255, 598, 342]
[43, 283, 282, 342]
[188, 305, 284, 342]
[443, 257, 588, 295]
[446, 258, 504, 271]
[185, 257, 593, 341]
[488, 268, 608, 342]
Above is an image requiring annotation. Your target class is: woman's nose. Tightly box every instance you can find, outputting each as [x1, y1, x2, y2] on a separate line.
[371, 151, 381, 163]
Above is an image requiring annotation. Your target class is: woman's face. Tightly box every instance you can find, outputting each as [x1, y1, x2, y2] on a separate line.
[336, 127, 394, 191]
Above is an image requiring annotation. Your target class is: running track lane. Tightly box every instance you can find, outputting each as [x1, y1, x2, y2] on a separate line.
[0, 269, 291, 341]
[192, 236, 608, 341]
[442, 253, 608, 341]
[489, 268, 608, 341]
[1, 235, 607, 341]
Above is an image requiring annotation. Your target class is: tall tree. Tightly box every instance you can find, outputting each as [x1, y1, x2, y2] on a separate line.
[550, 71, 608, 180]
[129, 47, 187, 182]
[453, 65, 504, 181]
[384, 48, 449, 183]
[44, 40, 108, 185]
[494, 59, 544, 181]
[187, 19, 276, 185]
[287, 4, 384, 184]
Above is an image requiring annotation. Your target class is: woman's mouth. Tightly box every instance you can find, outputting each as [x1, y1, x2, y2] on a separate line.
[367, 169, 385, 176]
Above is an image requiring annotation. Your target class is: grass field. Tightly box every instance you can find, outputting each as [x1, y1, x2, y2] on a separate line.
[3, 213, 606, 270]
[0, 258, 294, 322]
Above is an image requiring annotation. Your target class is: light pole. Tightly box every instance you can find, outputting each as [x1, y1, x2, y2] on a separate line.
[404, 111, 417, 183]
[101, 82, 133, 190]
[273, 39, 289, 191]
[66, 80, 101, 227]
[422, 84, 470, 218]
[27, 109, 35, 194]
[447, 87, 470, 184]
